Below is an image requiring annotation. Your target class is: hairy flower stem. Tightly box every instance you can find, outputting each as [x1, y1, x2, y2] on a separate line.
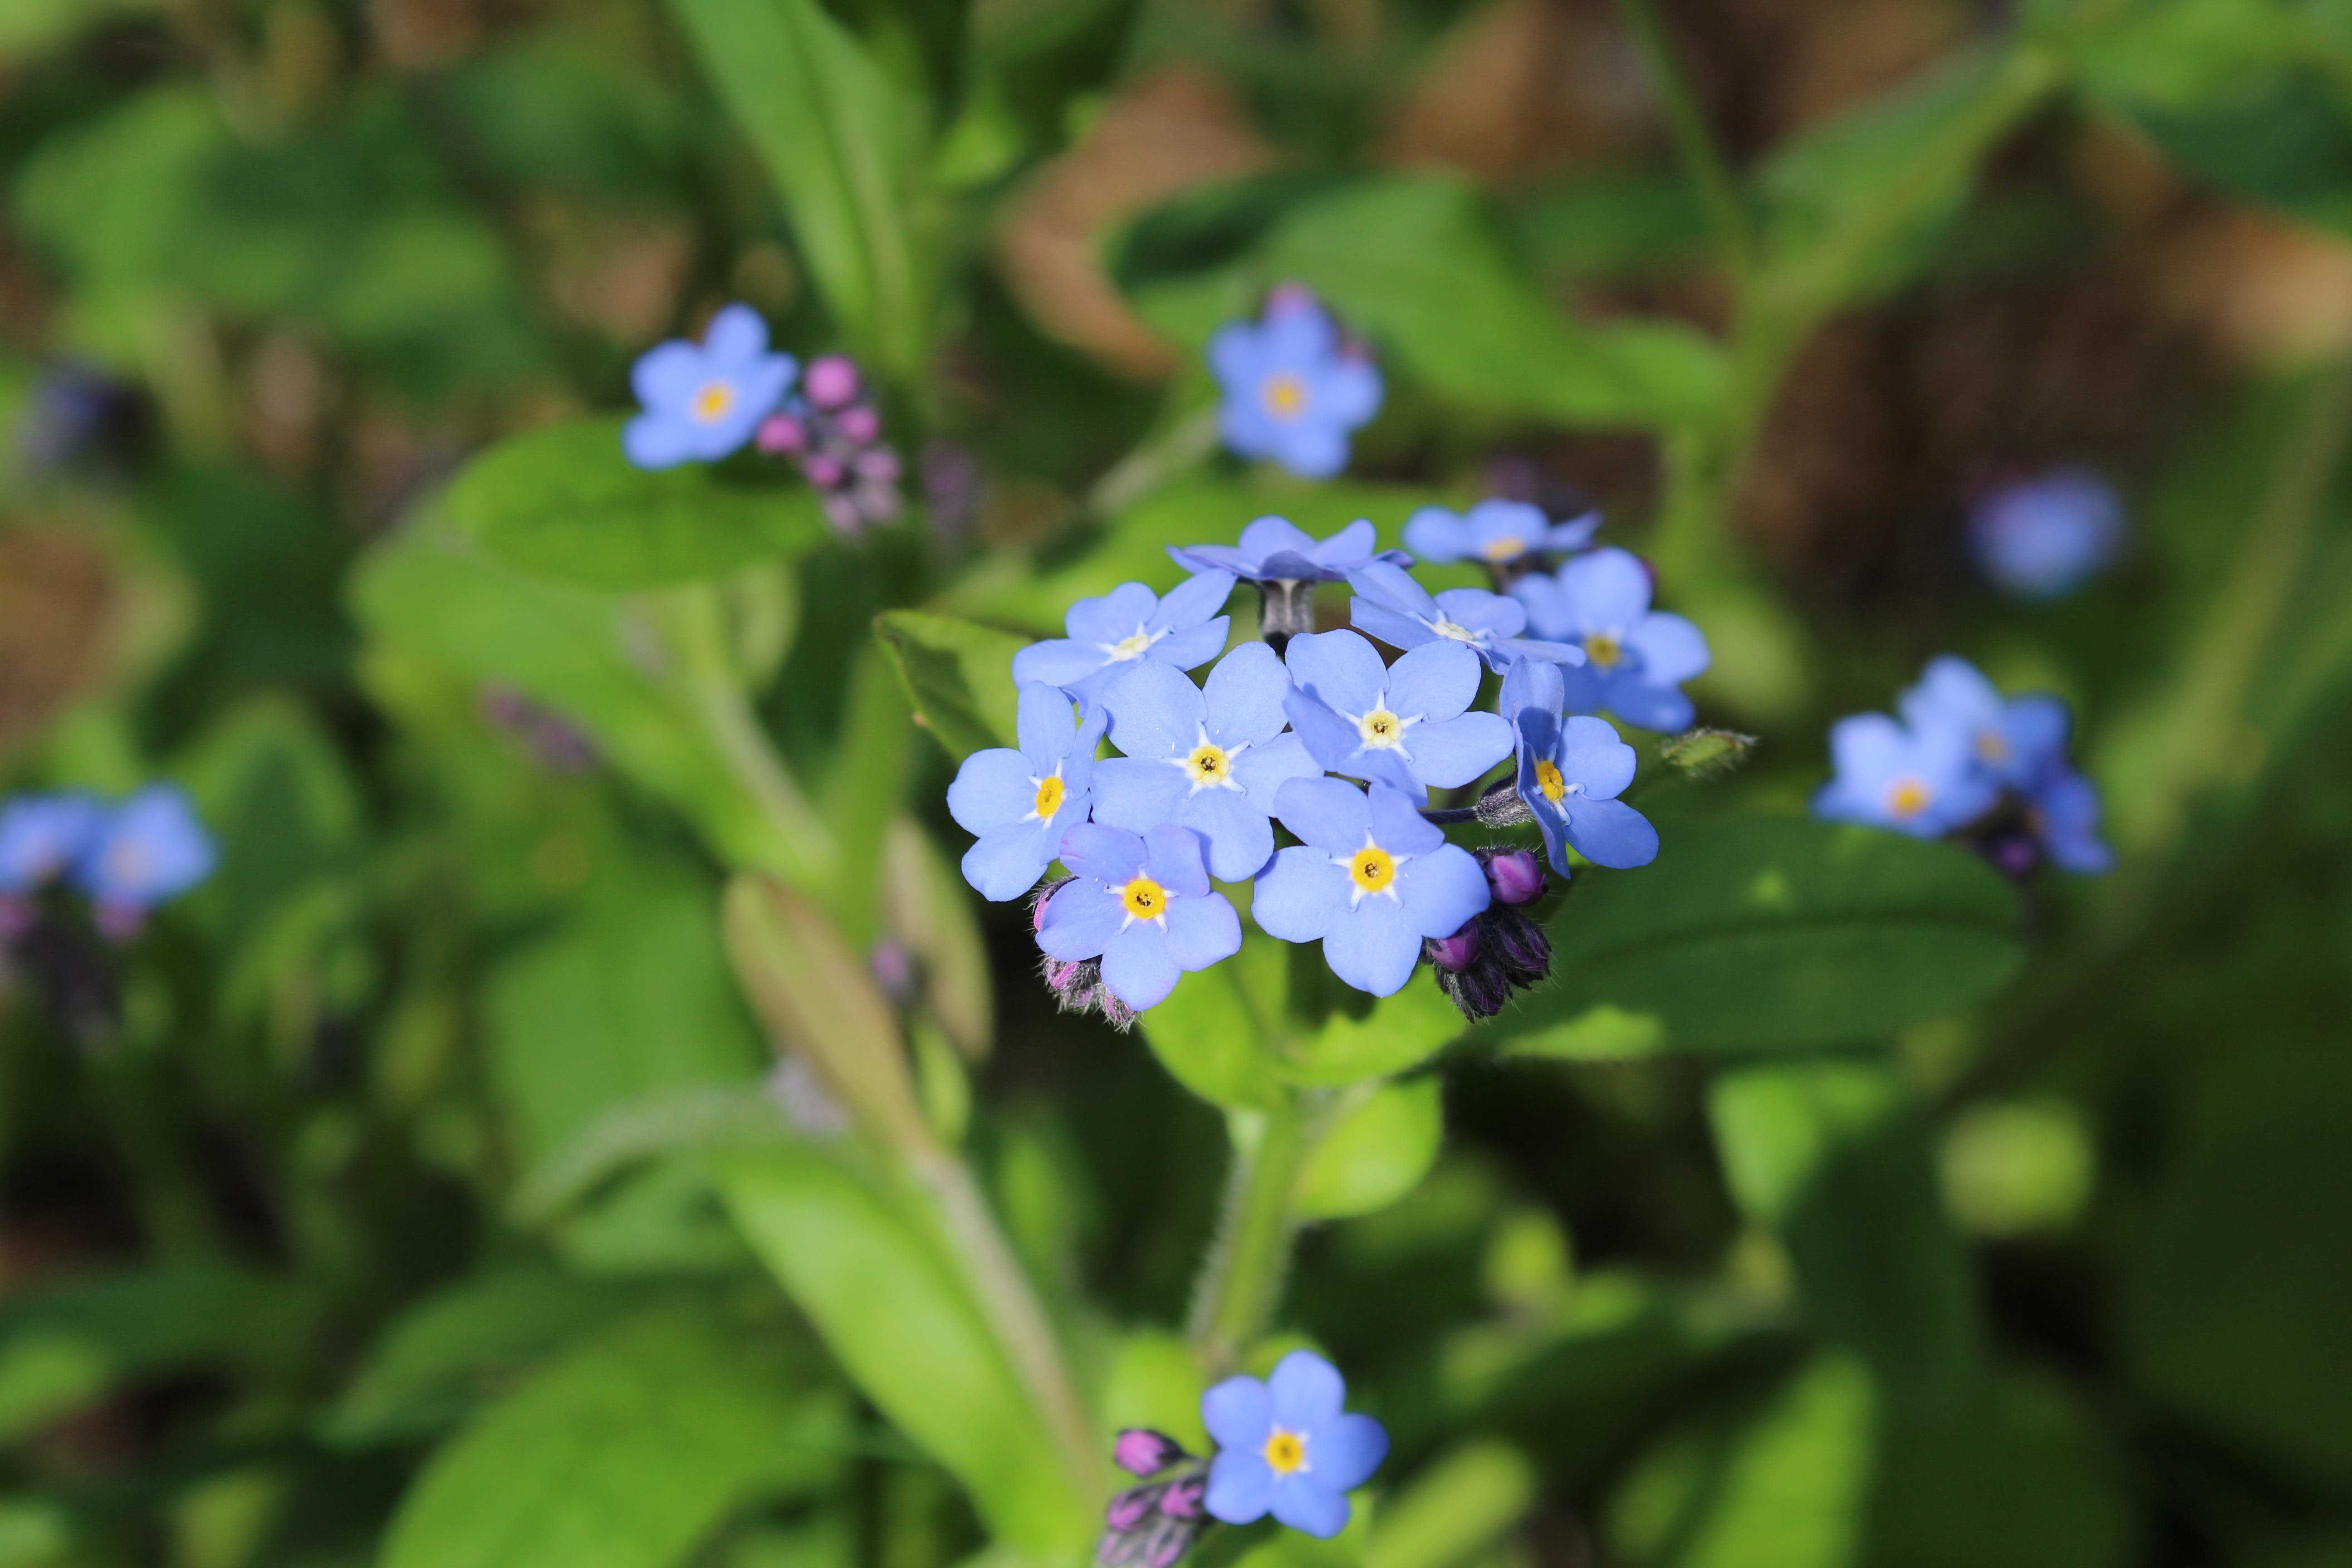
[1087, 404, 1220, 521]
[1188, 1093, 1318, 1374]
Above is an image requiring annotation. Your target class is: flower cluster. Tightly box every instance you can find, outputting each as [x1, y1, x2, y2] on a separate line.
[1210, 288, 1382, 480]
[1815, 655, 2111, 876]
[622, 306, 900, 533]
[948, 507, 1702, 1020]
[1967, 469, 2124, 601]
[0, 785, 217, 939]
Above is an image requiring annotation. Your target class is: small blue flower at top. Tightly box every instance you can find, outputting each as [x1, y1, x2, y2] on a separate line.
[1280, 631, 1511, 803]
[623, 304, 798, 470]
[1253, 777, 1491, 996]
[1202, 1349, 1389, 1539]
[946, 683, 1107, 902]
[1402, 499, 1599, 568]
[1011, 572, 1236, 702]
[1968, 468, 2124, 600]
[1093, 644, 1321, 883]
[1813, 710, 1997, 838]
[1208, 289, 1383, 480]
[1346, 561, 1583, 674]
[74, 784, 216, 935]
[1503, 659, 1659, 876]
[0, 794, 108, 894]
[1036, 823, 1242, 1012]
[1168, 515, 1408, 583]
[1510, 547, 1710, 732]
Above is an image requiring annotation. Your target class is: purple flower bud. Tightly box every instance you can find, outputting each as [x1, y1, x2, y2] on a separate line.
[1140, 1526, 1193, 1568]
[835, 405, 882, 445]
[854, 447, 902, 482]
[1486, 905, 1551, 984]
[755, 412, 806, 455]
[1426, 922, 1480, 972]
[1158, 1475, 1206, 1519]
[1104, 1485, 1157, 1532]
[869, 938, 915, 1001]
[1113, 1429, 1186, 1476]
[1479, 847, 1545, 904]
[803, 454, 844, 489]
[0, 893, 33, 943]
[805, 356, 860, 410]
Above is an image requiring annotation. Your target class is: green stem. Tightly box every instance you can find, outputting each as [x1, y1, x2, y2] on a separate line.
[1086, 404, 1220, 522]
[1187, 1095, 1314, 1374]
[1608, 0, 1753, 279]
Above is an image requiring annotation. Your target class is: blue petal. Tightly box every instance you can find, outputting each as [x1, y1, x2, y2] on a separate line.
[1208, 322, 1268, 388]
[630, 341, 704, 408]
[1496, 636, 1585, 668]
[1011, 639, 1107, 691]
[1348, 599, 1435, 651]
[1382, 640, 1481, 723]
[1434, 588, 1523, 638]
[1364, 782, 1443, 856]
[1286, 631, 1388, 716]
[2002, 694, 2072, 777]
[1312, 1413, 1389, 1492]
[1402, 507, 1469, 564]
[1142, 823, 1212, 898]
[701, 303, 769, 367]
[1058, 823, 1147, 884]
[1202, 1374, 1273, 1450]
[1091, 758, 1188, 836]
[1202, 641, 1294, 745]
[1557, 547, 1652, 629]
[1627, 611, 1709, 686]
[1396, 842, 1491, 936]
[1558, 715, 1638, 799]
[1602, 674, 1695, 734]
[1271, 1478, 1351, 1539]
[945, 747, 1034, 836]
[1232, 733, 1322, 814]
[622, 410, 700, 469]
[1147, 618, 1232, 674]
[1205, 1452, 1275, 1527]
[1508, 573, 1573, 640]
[1500, 656, 1564, 723]
[1152, 568, 1239, 632]
[1163, 892, 1243, 970]
[960, 825, 1052, 902]
[1401, 711, 1512, 790]
[1037, 880, 1125, 960]
[1101, 925, 1181, 1010]
[1181, 786, 1276, 882]
[1250, 847, 1344, 942]
[1274, 422, 1349, 481]
[1349, 561, 1437, 619]
[1103, 661, 1203, 762]
[1265, 298, 1338, 361]
[1827, 713, 1910, 795]
[1313, 519, 1383, 570]
[1067, 583, 1160, 645]
[1274, 775, 1373, 855]
[1315, 358, 1382, 426]
[1014, 682, 1081, 772]
[1322, 897, 1422, 996]
[1564, 796, 1659, 868]
[1268, 1350, 1345, 1427]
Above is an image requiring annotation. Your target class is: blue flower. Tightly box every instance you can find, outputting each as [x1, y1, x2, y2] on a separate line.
[1346, 561, 1583, 674]
[1279, 631, 1511, 803]
[1813, 710, 1998, 838]
[2024, 754, 2114, 874]
[1509, 548, 1710, 731]
[1037, 823, 1242, 1011]
[73, 785, 216, 929]
[1202, 1350, 1389, 1539]
[946, 684, 1106, 901]
[623, 304, 798, 469]
[1010, 573, 1236, 702]
[1208, 290, 1383, 480]
[1401, 499, 1598, 568]
[0, 794, 108, 894]
[1094, 644, 1322, 882]
[1502, 659, 1659, 876]
[1898, 657, 2111, 872]
[1968, 469, 2123, 599]
[1167, 515, 1408, 583]
[1253, 778, 1490, 996]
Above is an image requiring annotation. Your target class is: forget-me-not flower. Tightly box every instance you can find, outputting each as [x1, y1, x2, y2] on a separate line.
[1900, 657, 2111, 872]
[946, 683, 1106, 901]
[1813, 710, 1998, 838]
[73, 785, 216, 933]
[0, 794, 108, 894]
[1202, 1349, 1389, 1539]
[623, 304, 798, 469]
[1968, 469, 2124, 599]
[1093, 644, 1320, 882]
[1503, 659, 1659, 876]
[1253, 778, 1490, 996]
[2024, 753, 2114, 874]
[1346, 561, 1582, 674]
[1036, 823, 1241, 1011]
[1168, 515, 1408, 583]
[1510, 547, 1710, 732]
[1281, 631, 1511, 802]
[1402, 499, 1599, 568]
[1209, 289, 1382, 480]
[1010, 573, 1235, 702]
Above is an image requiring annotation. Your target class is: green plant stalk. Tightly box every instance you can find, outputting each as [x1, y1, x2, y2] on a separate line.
[1188, 1094, 1315, 1374]
[1607, 0, 1754, 279]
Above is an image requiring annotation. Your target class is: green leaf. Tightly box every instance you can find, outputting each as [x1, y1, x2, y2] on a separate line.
[1492, 815, 2023, 1057]
[1295, 1079, 1446, 1221]
[1136, 952, 1284, 1109]
[1277, 978, 1466, 1087]
[379, 1310, 842, 1568]
[1364, 1440, 1537, 1568]
[441, 418, 827, 591]
[872, 610, 1026, 761]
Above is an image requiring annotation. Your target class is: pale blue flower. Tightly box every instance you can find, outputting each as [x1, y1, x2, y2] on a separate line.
[73, 785, 216, 929]
[623, 304, 797, 469]
[1168, 515, 1407, 583]
[1346, 562, 1583, 674]
[1036, 823, 1241, 1011]
[1209, 290, 1382, 480]
[1969, 469, 2123, 599]
[1509, 548, 1709, 731]
[0, 794, 107, 895]
[1279, 631, 1510, 803]
[1011, 573, 1235, 702]
[1401, 499, 1598, 568]
[946, 684, 1105, 901]
[1202, 1350, 1389, 1539]
[1502, 658, 1658, 876]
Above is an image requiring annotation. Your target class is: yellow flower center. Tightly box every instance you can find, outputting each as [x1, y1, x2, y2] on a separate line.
[1536, 759, 1568, 804]
[691, 381, 736, 422]
[1350, 846, 1396, 893]
[1480, 536, 1525, 563]
[1185, 743, 1231, 785]
[1357, 709, 1405, 748]
[1033, 774, 1065, 819]
[1975, 730, 2009, 764]
[1887, 778, 1932, 818]
[1584, 632, 1623, 668]
[1262, 372, 1309, 420]
[1108, 629, 1153, 661]
[1263, 1428, 1307, 1476]
[1121, 875, 1169, 921]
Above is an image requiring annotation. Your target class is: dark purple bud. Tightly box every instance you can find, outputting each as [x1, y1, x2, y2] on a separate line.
[805, 356, 860, 410]
[1140, 1523, 1197, 1568]
[1112, 1429, 1186, 1477]
[1434, 955, 1512, 1020]
[835, 405, 882, 445]
[1485, 905, 1552, 984]
[1158, 1475, 1206, 1519]
[1426, 922, 1480, 973]
[802, 454, 845, 489]
[755, 412, 806, 454]
[1104, 1485, 1157, 1532]
[1479, 847, 1545, 904]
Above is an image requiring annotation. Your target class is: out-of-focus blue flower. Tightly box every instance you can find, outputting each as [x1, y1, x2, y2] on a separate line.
[623, 304, 798, 469]
[1280, 631, 1510, 802]
[947, 684, 1106, 901]
[1502, 660, 1658, 876]
[1036, 823, 1241, 1011]
[2025, 755, 2114, 874]
[1201, 1349, 1389, 1539]
[1011, 573, 1236, 702]
[1813, 711, 1998, 838]
[1968, 469, 2124, 599]
[1346, 561, 1583, 674]
[1094, 644, 1320, 882]
[1402, 499, 1598, 568]
[1253, 778, 1490, 996]
[1209, 289, 1382, 480]
[1510, 548, 1710, 731]
[1899, 656, 2112, 872]
[0, 794, 108, 894]
[1168, 515, 1407, 583]
[74, 785, 216, 932]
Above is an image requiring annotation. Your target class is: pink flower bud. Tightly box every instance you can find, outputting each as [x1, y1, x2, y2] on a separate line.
[835, 405, 882, 444]
[801, 454, 844, 489]
[1482, 848, 1545, 904]
[755, 412, 806, 454]
[853, 447, 901, 482]
[1112, 1429, 1186, 1477]
[805, 356, 860, 410]
[1427, 923, 1480, 972]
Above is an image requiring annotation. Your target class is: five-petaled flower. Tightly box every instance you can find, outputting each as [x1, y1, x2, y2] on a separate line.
[622, 304, 798, 469]
[1968, 468, 2123, 600]
[1898, 656, 2111, 871]
[947, 683, 1107, 901]
[0, 794, 107, 895]
[1036, 823, 1242, 1011]
[1208, 289, 1383, 481]
[1169, 515, 1408, 584]
[1402, 499, 1598, 569]
[1346, 561, 1583, 674]
[1280, 631, 1510, 803]
[1012, 573, 1236, 702]
[1202, 1349, 1389, 1539]
[1093, 645, 1321, 882]
[74, 785, 217, 936]
[1510, 547, 1711, 732]
[1253, 779, 1490, 996]
[1503, 660, 1659, 876]
[1813, 710, 1997, 838]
